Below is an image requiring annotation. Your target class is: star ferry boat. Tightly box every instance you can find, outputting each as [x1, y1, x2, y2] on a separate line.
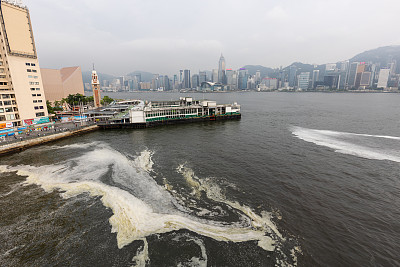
[87, 97, 241, 129]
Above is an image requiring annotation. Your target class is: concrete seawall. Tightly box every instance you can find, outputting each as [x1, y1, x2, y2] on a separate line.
[0, 125, 99, 156]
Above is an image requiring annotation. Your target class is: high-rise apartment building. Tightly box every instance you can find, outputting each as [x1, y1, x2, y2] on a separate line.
[0, 1, 49, 128]
[377, 69, 390, 88]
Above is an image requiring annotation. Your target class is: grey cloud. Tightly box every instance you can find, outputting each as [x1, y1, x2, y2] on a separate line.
[24, 0, 400, 75]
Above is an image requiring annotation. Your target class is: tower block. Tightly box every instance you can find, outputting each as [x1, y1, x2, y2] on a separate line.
[92, 70, 101, 108]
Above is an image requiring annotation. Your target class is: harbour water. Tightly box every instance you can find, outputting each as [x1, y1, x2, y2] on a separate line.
[1, 92, 400, 266]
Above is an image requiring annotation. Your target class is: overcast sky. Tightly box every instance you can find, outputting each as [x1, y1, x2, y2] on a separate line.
[23, 0, 400, 76]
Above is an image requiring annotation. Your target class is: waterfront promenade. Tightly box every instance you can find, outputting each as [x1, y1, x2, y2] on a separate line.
[0, 123, 99, 156]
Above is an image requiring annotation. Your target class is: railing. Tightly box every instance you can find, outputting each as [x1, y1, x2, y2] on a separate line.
[0, 121, 96, 146]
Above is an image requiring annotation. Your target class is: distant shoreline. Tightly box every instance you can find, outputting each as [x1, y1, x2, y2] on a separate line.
[84, 90, 400, 94]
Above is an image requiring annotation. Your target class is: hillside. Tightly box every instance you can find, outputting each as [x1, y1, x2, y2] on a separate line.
[350, 45, 400, 72]
[126, 71, 154, 82]
[241, 65, 275, 77]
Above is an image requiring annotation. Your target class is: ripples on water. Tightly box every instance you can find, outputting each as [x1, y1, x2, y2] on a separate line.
[1, 92, 400, 266]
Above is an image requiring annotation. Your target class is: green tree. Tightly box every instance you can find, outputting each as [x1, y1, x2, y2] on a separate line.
[101, 96, 114, 105]
[46, 100, 63, 113]
[46, 100, 54, 114]
[62, 94, 94, 107]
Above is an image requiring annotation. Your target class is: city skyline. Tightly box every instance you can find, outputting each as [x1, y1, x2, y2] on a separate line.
[22, 0, 400, 76]
[92, 52, 399, 92]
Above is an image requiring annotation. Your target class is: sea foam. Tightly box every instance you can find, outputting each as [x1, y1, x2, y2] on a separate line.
[0, 142, 277, 252]
[292, 126, 400, 162]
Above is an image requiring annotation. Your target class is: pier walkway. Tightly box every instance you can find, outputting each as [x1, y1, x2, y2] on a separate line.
[0, 124, 99, 156]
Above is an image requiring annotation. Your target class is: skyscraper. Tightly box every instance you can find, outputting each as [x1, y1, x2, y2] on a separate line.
[183, 70, 191, 89]
[226, 69, 234, 89]
[311, 70, 320, 89]
[191, 74, 199, 88]
[377, 69, 390, 88]
[388, 61, 397, 76]
[212, 69, 218, 83]
[199, 71, 207, 84]
[288, 66, 297, 87]
[218, 54, 226, 84]
[347, 62, 359, 88]
[163, 75, 171, 91]
[0, 1, 49, 128]
[354, 63, 366, 89]
[238, 68, 249, 90]
[298, 72, 310, 90]
[359, 72, 372, 87]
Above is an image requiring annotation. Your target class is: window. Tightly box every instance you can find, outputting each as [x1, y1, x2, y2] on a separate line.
[31, 63, 36, 66]
[29, 82, 35, 85]
[27, 69, 32, 72]
[5, 114, 15, 120]
[33, 100, 37, 103]
[26, 63, 31, 66]
[35, 112, 44, 117]
[0, 101, 2, 106]
[34, 106, 39, 110]
[0, 108, 3, 113]
[0, 82, 7, 85]
[3, 101, 11, 105]
[32, 70, 37, 73]
[38, 100, 42, 103]
[30, 88, 35, 91]
[5, 107, 12, 112]
[37, 94, 41, 96]
[34, 76, 38, 79]
[36, 88, 40, 91]
[28, 75, 33, 78]
[32, 94, 36, 97]
[39, 106, 44, 109]
[0, 115, 5, 121]
[35, 82, 39, 85]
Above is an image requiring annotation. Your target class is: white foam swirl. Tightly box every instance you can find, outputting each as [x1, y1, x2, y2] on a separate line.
[0, 143, 276, 252]
[292, 126, 400, 162]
